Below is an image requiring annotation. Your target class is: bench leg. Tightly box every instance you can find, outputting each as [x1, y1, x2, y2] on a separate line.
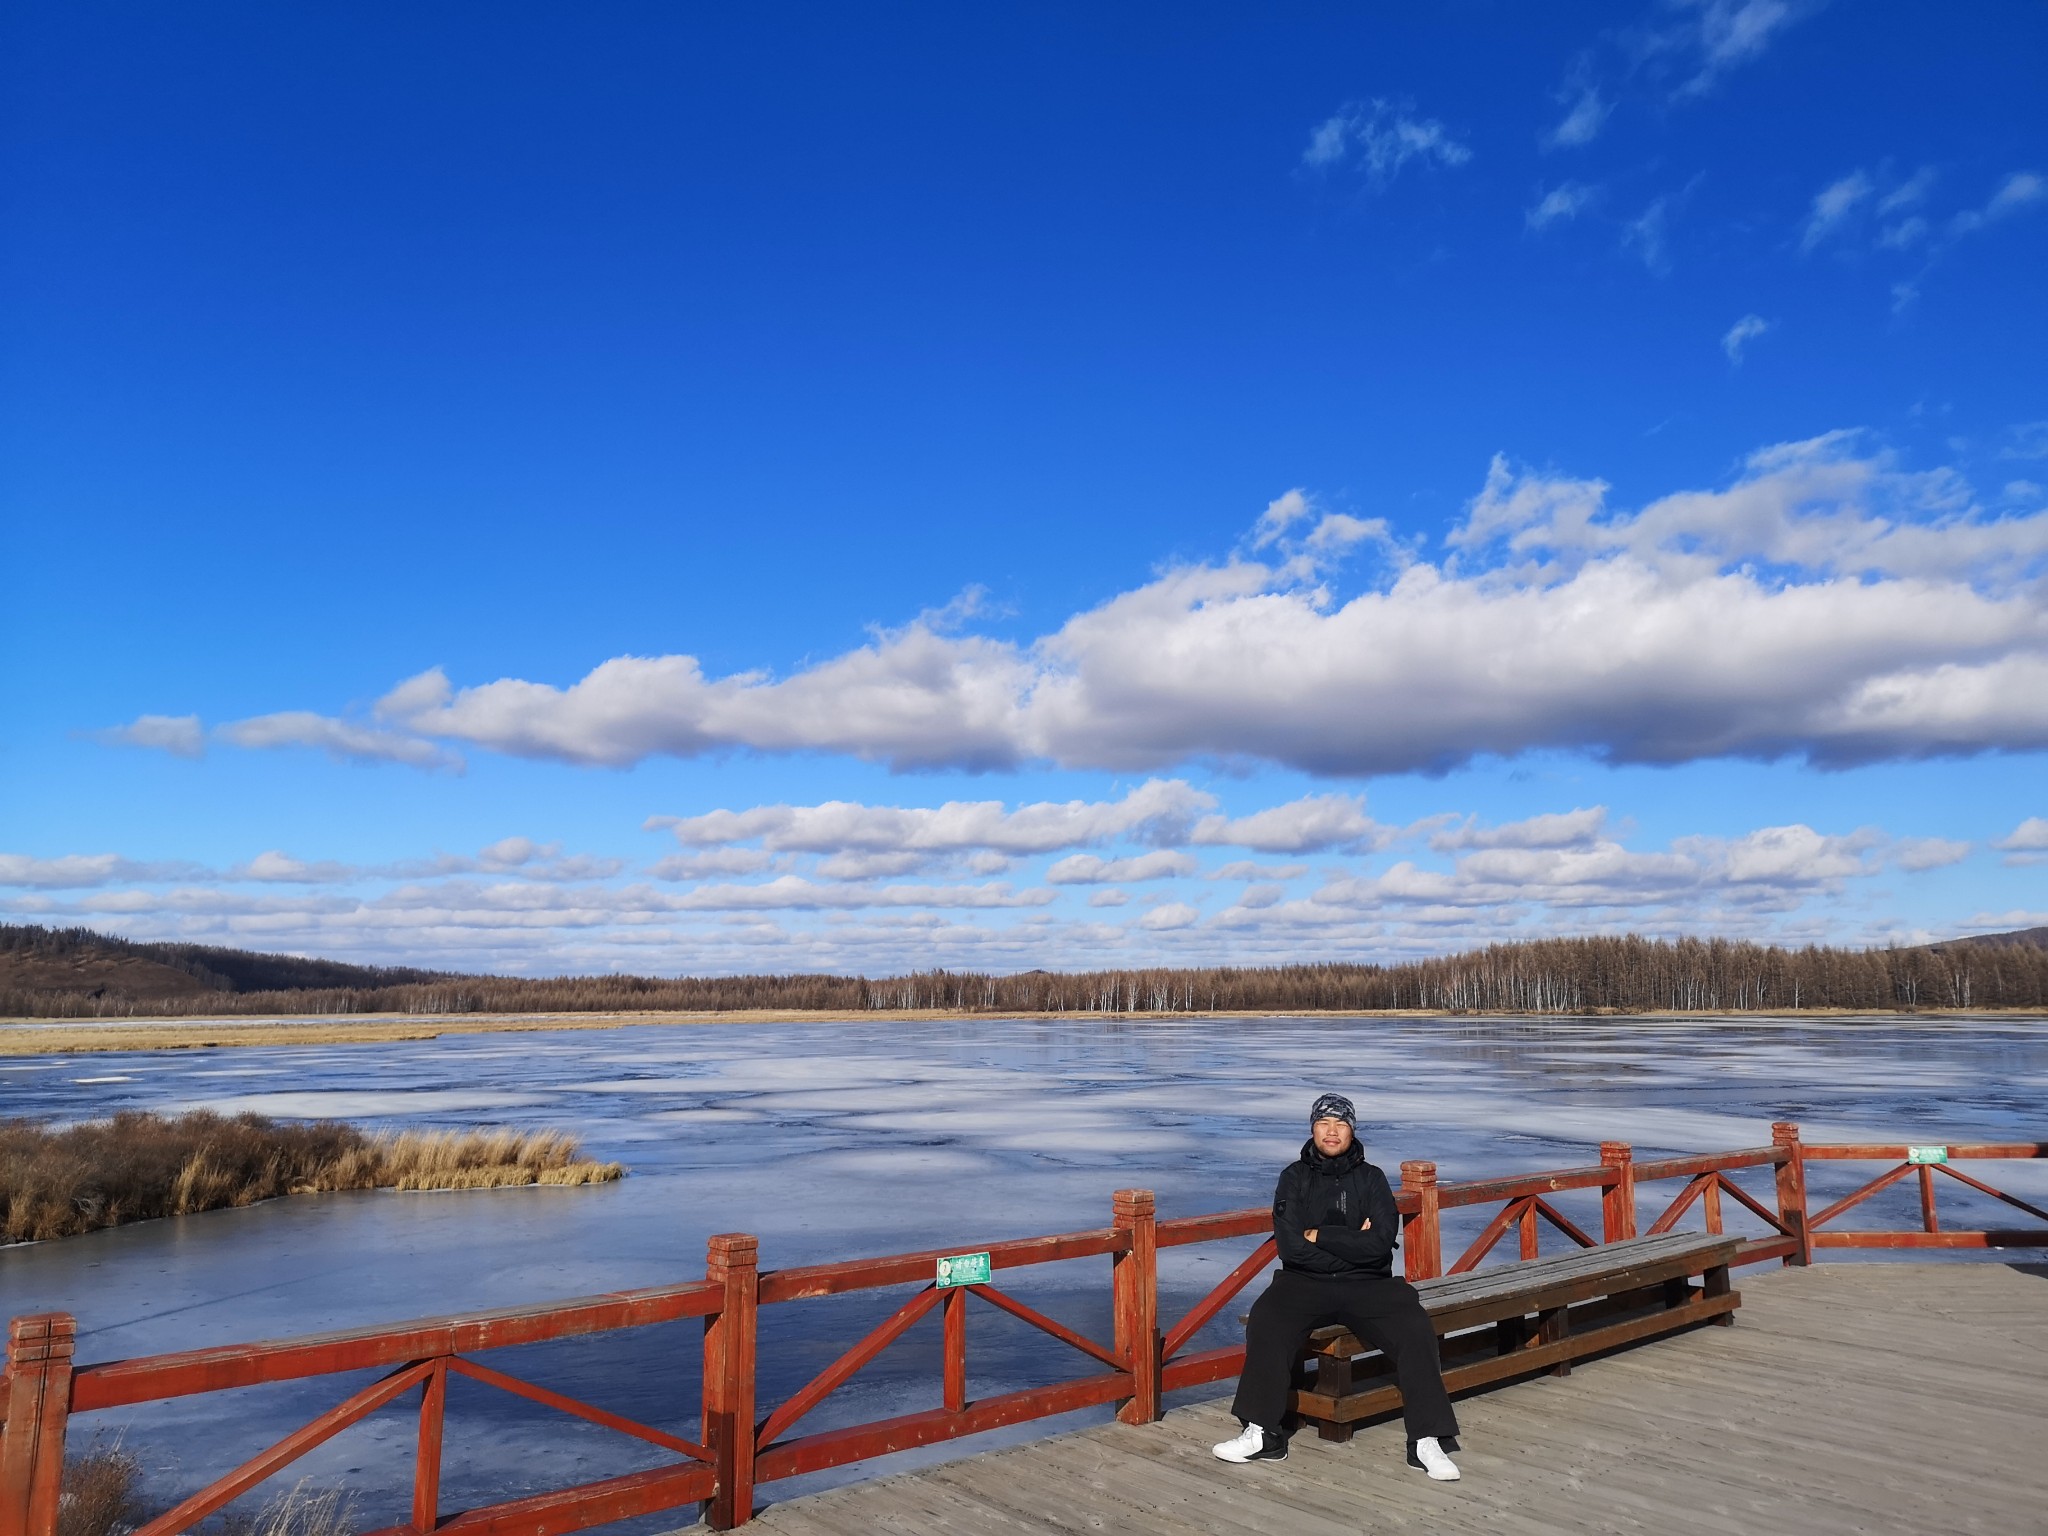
[1662, 1276, 1693, 1309]
[1312, 1353, 1356, 1442]
[1538, 1305, 1571, 1377]
[1703, 1263, 1733, 1325]
[1495, 1315, 1529, 1355]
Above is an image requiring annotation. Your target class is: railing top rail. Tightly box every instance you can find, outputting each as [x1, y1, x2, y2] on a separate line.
[1632, 1147, 1785, 1181]
[1155, 1208, 1267, 1247]
[1801, 1141, 2046, 1160]
[758, 1227, 1125, 1305]
[70, 1279, 722, 1412]
[1437, 1163, 1614, 1207]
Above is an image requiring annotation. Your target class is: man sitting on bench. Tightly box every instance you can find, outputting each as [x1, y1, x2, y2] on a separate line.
[1212, 1093, 1463, 1481]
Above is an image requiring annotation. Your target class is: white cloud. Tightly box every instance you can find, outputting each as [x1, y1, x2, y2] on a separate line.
[1046, 851, 1199, 885]
[1801, 170, 1872, 252]
[1876, 167, 1935, 216]
[218, 711, 462, 771]
[1993, 816, 2048, 866]
[649, 779, 1212, 853]
[1190, 794, 1387, 854]
[1527, 182, 1597, 231]
[669, 877, 1055, 912]
[2002, 423, 2048, 462]
[92, 714, 205, 759]
[1087, 889, 1129, 908]
[1664, 0, 1805, 99]
[1211, 861, 1311, 882]
[647, 849, 780, 881]
[814, 851, 940, 881]
[1301, 100, 1471, 187]
[1548, 88, 1609, 149]
[230, 851, 356, 884]
[1892, 837, 1971, 872]
[1722, 313, 1770, 364]
[1138, 902, 1200, 931]
[1624, 196, 1675, 272]
[0, 854, 207, 889]
[1950, 171, 2047, 238]
[1432, 808, 1607, 852]
[165, 436, 2048, 782]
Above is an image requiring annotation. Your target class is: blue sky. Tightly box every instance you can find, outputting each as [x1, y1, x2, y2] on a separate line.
[4, 2, 2045, 974]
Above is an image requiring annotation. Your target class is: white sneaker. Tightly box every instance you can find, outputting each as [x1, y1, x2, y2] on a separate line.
[1411, 1436, 1460, 1481]
[1212, 1422, 1287, 1462]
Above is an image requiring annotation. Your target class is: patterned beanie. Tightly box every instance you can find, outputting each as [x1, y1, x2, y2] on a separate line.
[1309, 1093, 1356, 1127]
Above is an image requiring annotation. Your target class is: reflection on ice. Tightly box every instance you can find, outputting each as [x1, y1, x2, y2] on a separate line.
[2, 1012, 2041, 1518]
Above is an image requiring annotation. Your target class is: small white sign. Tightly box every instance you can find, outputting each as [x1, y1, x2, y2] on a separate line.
[1906, 1145, 1948, 1165]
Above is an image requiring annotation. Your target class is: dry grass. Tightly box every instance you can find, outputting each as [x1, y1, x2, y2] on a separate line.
[58, 1445, 144, 1536]
[2, 1111, 622, 1243]
[209, 1482, 356, 1536]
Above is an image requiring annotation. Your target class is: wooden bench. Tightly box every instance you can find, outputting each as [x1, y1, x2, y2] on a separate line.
[1292, 1231, 1742, 1441]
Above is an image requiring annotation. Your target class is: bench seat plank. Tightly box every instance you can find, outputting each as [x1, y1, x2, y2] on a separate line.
[1290, 1232, 1742, 1438]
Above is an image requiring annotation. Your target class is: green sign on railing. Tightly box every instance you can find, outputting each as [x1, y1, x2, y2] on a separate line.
[936, 1251, 992, 1288]
[1907, 1145, 1949, 1164]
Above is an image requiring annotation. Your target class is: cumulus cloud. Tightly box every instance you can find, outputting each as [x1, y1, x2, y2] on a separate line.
[1190, 794, 1387, 854]
[1046, 851, 1199, 885]
[1527, 182, 1597, 231]
[1138, 902, 1200, 931]
[218, 712, 463, 771]
[1993, 816, 2048, 865]
[647, 848, 780, 881]
[93, 714, 205, 759]
[1301, 100, 1471, 186]
[1892, 837, 1971, 872]
[1432, 808, 1608, 852]
[649, 779, 1212, 853]
[1722, 314, 1770, 364]
[1211, 861, 1311, 882]
[154, 435, 2048, 783]
[0, 853, 208, 889]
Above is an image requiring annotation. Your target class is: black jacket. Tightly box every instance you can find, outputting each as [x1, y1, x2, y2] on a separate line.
[1272, 1137, 1401, 1279]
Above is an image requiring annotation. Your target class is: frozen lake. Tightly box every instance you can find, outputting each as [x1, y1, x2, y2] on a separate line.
[4, 1013, 2044, 1519]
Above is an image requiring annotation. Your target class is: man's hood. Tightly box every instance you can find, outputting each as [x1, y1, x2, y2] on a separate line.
[1297, 1136, 1367, 1175]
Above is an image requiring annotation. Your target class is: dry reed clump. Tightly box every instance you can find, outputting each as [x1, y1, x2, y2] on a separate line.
[57, 1444, 144, 1536]
[2, 1111, 622, 1243]
[371, 1127, 624, 1189]
[207, 1482, 356, 1536]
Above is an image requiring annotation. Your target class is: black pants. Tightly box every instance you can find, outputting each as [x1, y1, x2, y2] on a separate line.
[1230, 1269, 1459, 1442]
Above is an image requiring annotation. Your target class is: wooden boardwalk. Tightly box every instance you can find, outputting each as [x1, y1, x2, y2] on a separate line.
[738, 1263, 2048, 1535]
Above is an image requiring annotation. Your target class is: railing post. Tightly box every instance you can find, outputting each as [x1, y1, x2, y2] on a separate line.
[941, 1289, 967, 1413]
[1400, 1161, 1441, 1281]
[1772, 1121, 1811, 1266]
[411, 1361, 446, 1536]
[1599, 1141, 1636, 1243]
[1111, 1189, 1159, 1425]
[703, 1234, 758, 1531]
[2, 1314, 74, 1536]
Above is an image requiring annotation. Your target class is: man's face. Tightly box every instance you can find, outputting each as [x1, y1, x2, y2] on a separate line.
[1312, 1116, 1354, 1155]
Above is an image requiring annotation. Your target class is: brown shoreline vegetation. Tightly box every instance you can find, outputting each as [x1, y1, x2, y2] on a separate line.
[2, 1111, 624, 1244]
[58, 1442, 355, 1536]
[4, 922, 2046, 1026]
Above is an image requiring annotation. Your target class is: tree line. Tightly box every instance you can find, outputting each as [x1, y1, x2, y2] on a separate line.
[3, 922, 2044, 1018]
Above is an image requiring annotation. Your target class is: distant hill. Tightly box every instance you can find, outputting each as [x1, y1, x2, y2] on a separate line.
[0, 924, 451, 1005]
[1938, 926, 2048, 950]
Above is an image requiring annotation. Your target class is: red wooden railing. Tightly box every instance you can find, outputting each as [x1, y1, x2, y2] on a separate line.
[5, 1123, 2042, 1533]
